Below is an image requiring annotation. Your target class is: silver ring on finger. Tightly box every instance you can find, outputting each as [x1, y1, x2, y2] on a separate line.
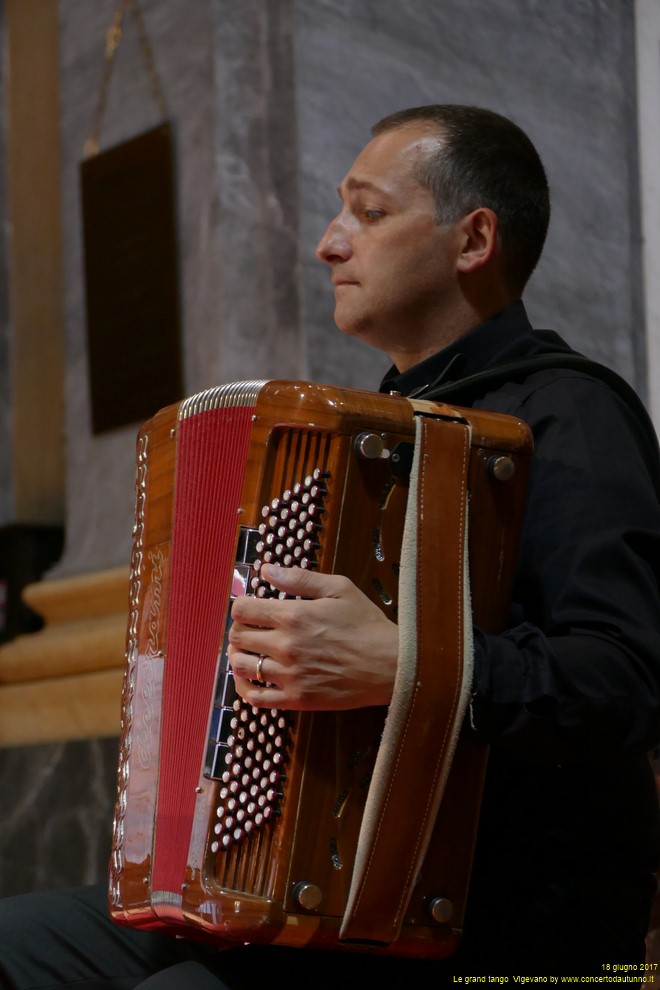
[255, 654, 268, 685]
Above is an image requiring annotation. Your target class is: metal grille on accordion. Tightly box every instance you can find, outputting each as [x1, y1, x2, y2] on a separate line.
[108, 379, 532, 958]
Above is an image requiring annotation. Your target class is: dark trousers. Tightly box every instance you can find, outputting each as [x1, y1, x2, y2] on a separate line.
[0, 880, 652, 988]
[0, 883, 454, 989]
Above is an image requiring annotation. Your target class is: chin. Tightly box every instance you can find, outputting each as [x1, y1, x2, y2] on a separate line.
[334, 309, 371, 338]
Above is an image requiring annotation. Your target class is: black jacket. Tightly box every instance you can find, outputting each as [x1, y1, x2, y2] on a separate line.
[381, 301, 660, 969]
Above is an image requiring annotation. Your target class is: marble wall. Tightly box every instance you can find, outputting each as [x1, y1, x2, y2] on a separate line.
[296, 0, 644, 390]
[52, 0, 310, 578]
[54, 0, 220, 577]
[0, 737, 118, 896]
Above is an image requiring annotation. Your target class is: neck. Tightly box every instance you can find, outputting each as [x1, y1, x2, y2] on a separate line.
[387, 292, 516, 372]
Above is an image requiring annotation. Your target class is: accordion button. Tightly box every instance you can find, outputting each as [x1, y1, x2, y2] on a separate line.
[355, 432, 385, 459]
[487, 455, 515, 481]
[293, 881, 322, 912]
[428, 897, 454, 925]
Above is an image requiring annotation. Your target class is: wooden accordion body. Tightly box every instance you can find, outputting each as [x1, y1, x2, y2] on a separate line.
[109, 380, 532, 958]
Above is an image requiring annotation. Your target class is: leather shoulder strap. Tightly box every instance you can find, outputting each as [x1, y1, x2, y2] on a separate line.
[339, 411, 474, 945]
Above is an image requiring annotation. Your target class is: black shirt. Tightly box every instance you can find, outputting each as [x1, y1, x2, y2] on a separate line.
[381, 301, 660, 968]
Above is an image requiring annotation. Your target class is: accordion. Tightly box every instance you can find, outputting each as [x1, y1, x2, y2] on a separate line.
[109, 380, 531, 958]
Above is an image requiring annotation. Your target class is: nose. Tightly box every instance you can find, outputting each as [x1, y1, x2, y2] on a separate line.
[315, 213, 352, 265]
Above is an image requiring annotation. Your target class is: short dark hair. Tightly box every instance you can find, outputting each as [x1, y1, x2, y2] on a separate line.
[372, 105, 550, 294]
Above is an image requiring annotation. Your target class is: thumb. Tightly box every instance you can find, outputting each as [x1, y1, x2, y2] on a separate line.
[260, 563, 333, 599]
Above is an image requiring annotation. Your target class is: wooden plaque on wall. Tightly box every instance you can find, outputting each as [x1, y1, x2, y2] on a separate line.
[80, 123, 183, 434]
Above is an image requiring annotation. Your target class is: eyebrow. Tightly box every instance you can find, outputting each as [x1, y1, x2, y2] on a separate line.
[337, 177, 387, 197]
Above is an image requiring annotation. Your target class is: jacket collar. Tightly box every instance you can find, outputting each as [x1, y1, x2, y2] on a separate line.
[378, 300, 568, 398]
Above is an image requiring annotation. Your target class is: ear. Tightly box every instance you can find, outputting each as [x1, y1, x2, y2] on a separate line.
[455, 208, 499, 274]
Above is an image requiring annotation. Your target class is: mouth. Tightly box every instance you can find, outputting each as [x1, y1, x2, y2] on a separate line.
[332, 278, 359, 287]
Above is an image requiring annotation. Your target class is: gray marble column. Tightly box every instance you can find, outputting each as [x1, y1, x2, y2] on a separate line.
[55, 0, 305, 577]
[208, 0, 303, 385]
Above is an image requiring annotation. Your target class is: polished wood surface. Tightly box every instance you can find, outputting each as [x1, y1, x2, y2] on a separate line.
[109, 380, 532, 956]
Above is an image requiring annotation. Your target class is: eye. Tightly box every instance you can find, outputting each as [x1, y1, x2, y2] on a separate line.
[363, 209, 384, 222]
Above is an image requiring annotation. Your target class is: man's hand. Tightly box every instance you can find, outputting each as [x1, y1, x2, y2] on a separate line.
[227, 563, 398, 711]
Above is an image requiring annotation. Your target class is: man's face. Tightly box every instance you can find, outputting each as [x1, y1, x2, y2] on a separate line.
[316, 124, 464, 368]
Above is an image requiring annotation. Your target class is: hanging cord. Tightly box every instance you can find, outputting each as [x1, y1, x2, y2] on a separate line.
[83, 0, 168, 158]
